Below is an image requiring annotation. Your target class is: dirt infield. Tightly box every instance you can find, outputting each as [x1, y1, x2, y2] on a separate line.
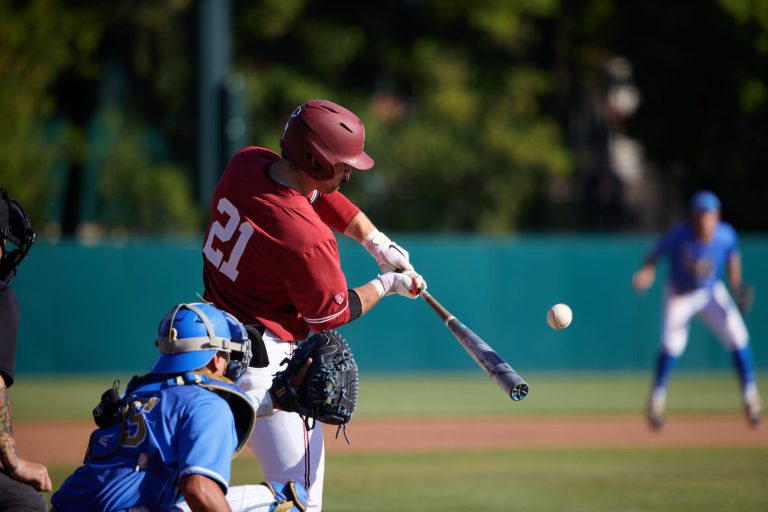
[16, 414, 768, 465]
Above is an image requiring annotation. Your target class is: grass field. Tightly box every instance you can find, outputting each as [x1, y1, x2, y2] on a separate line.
[11, 370, 763, 419]
[12, 371, 768, 511]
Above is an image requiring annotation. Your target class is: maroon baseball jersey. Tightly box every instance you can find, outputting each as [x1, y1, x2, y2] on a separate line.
[203, 146, 360, 341]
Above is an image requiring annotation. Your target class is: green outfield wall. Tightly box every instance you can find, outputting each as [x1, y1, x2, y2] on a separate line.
[11, 235, 768, 375]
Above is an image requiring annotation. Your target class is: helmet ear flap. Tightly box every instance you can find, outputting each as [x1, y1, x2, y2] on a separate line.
[304, 152, 334, 180]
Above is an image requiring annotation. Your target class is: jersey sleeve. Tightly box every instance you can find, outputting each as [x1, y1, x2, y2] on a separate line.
[312, 192, 361, 233]
[282, 238, 352, 332]
[177, 393, 238, 492]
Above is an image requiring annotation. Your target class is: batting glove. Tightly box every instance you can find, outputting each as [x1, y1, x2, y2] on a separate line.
[362, 229, 414, 273]
[373, 270, 426, 299]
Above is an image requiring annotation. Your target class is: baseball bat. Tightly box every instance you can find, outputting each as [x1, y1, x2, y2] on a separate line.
[419, 290, 529, 401]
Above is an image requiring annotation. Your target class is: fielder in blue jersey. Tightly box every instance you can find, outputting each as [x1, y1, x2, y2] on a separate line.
[633, 190, 763, 429]
[50, 303, 307, 512]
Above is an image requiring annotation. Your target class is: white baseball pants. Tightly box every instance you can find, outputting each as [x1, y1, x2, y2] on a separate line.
[661, 281, 749, 357]
[238, 330, 325, 512]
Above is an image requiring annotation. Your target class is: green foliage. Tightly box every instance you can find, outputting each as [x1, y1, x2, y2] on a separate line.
[0, 0, 197, 233]
[92, 111, 201, 234]
[235, 0, 571, 232]
[4, 0, 768, 233]
[0, 0, 100, 225]
[610, 1, 768, 230]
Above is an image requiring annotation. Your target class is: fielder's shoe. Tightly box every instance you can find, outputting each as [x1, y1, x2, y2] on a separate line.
[745, 395, 763, 428]
[646, 395, 665, 431]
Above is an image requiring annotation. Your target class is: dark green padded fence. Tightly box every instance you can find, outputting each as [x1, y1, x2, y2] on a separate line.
[12, 235, 768, 375]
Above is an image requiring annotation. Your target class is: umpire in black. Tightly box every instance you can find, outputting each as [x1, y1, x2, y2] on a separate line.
[0, 188, 50, 511]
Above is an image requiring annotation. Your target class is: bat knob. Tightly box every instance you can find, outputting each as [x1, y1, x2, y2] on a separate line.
[511, 383, 529, 401]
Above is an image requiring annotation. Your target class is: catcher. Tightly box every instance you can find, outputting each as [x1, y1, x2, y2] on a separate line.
[51, 302, 357, 512]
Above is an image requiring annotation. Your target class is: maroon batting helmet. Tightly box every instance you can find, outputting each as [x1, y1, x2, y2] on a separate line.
[279, 99, 375, 180]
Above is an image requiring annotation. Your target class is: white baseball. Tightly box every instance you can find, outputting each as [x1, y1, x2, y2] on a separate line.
[547, 303, 573, 330]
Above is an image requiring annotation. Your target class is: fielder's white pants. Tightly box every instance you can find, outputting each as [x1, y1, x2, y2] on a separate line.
[661, 281, 749, 357]
[172, 484, 285, 511]
[238, 330, 325, 512]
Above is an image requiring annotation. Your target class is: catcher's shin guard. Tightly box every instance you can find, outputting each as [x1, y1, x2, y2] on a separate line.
[262, 480, 308, 512]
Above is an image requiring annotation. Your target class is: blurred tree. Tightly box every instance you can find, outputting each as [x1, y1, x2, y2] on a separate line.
[608, 0, 768, 231]
[234, 0, 570, 233]
[92, 110, 201, 234]
[51, 0, 200, 235]
[0, 0, 100, 229]
[3, 0, 767, 235]
[1, 0, 199, 236]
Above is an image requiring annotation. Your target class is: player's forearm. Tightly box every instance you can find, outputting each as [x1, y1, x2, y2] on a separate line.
[180, 475, 232, 512]
[353, 281, 383, 316]
[642, 253, 658, 269]
[343, 211, 376, 242]
[727, 256, 743, 289]
[0, 382, 20, 472]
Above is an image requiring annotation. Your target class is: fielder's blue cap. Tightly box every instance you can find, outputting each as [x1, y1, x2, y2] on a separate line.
[691, 190, 720, 212]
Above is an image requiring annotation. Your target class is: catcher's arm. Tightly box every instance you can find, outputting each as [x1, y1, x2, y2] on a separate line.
[179, 474, 230, 512]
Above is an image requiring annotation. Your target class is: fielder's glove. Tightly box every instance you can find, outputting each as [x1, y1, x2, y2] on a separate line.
[270, 330, 358, 440]
[733, 283, 755, 314]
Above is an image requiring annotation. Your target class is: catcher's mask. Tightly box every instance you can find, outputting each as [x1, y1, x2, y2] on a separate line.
[279, 99, 374, 181]
[152, 303, 251, 381]
[0, 188, 35, 283]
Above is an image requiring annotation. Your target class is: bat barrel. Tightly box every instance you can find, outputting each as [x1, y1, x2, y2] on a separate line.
[421, 290, 530, 402]
[446, 319, 530, 402]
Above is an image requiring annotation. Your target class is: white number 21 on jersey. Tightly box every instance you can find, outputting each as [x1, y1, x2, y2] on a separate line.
[203, 197, 254, 282]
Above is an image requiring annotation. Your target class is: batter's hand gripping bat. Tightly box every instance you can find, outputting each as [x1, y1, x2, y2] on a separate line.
[419, 289, 529, 401]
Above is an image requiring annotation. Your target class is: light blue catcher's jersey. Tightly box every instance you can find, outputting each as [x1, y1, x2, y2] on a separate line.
[51, 380, 239, 512]
[651, 221, 739, 293]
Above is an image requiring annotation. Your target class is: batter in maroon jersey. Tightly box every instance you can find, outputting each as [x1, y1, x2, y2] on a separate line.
[202, 100, 425, 511]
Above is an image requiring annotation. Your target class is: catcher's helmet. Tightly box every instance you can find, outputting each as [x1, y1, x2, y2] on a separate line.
[151, 303, 251, 380]
[279, 99, 374, 181]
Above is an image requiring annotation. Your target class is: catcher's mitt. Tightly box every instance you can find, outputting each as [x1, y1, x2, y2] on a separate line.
[270, 330, 358, 438]
[733, 283, 755, 315]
